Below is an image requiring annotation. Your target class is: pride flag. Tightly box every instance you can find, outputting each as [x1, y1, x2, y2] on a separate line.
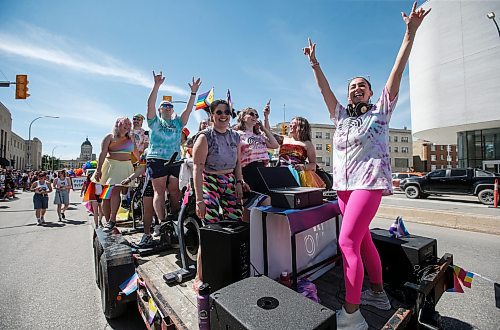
[227, 89, 234, 117]
[119, 272, 139, 295]
[447, 271, 464, 293]
[100, 185, 114, 200]
[453, 265, 474, 288]
[195, 87, 214, 110]
[389, 216, 410, 238]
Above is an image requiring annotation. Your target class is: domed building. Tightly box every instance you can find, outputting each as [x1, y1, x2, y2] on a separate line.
[80, 137, 93, 161]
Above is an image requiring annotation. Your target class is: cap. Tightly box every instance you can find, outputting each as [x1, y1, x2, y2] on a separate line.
[133, 113, 145, 120]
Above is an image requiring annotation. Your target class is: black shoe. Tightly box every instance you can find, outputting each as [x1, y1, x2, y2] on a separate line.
[61, 213, 65, 219]
[103, 221, 116, 232]
[138, 234, 154, 248]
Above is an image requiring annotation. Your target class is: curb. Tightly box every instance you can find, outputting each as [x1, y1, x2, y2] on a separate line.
[377, 205, 500, 236]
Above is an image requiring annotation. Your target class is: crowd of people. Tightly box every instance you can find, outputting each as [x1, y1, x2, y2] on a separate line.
[0, 3, 429, 328]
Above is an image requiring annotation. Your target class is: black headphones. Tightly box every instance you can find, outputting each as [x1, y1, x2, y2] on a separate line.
[346, 102, 372, 117]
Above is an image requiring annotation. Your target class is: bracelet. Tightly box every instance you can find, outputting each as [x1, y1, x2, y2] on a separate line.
[196, 200, 204, 204]
[311, 62, 320, 68]
[236, 179, 244, 184]
[191, 92, 196, 96]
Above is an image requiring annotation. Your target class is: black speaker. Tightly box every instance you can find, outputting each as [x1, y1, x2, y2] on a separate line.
[371, 228, 437, 286]
[200, 221, 250, 292]
[210, 276, 336, 330]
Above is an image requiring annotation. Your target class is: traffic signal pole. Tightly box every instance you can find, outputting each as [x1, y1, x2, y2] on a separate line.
[0, 74, 30, 99]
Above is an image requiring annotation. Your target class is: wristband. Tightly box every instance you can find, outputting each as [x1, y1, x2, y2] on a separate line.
[236, 179, 244, 184]
[311, 62, 320, 68]
[196, 200, 204, 204]
[191, 92, 196, 95]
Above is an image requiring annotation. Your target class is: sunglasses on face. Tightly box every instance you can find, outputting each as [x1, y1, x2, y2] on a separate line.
[247, 112, 259, 118]
[133, 117, 143, 120]
[160, 104, 174, 109]
[214, 109, 232, 116]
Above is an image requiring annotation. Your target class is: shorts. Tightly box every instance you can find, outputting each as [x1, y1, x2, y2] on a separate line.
[54, 189, 70, 205]
[143, 180, 154, 198]
[146, 158, 180, 179]
[33, 194, 49, 209]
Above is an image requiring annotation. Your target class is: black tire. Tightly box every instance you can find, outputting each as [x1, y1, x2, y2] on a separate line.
[182, 216, 201, 265]
[477, 189, 494, 205]
[99, 257, 127, 319]
[131, 190, 144, 224]
[405, 185, 421, 199]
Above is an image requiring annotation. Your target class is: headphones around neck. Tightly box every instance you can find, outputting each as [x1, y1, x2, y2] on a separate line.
[346, 102, 372, 117]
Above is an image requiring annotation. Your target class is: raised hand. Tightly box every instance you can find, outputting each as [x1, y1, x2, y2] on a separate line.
[263, 99, 271, 118]
[189, 77, 202, 94]
[152, 70, 165, 86]
[402, 2, 431, 33]
[303, 38, 318, 65]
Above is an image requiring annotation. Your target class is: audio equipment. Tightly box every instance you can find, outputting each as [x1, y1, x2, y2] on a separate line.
[200, 221, 250, 292]
[346, 102, 372, 117]
[371, 228, 437, 286]
[210, 276, 336, 329]
[257, 167, 324, 209]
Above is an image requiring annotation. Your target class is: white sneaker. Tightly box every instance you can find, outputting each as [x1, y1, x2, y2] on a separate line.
[336, 307, 368, 330]
[152, 224, 161, 237]
[361, 289, 391, 310]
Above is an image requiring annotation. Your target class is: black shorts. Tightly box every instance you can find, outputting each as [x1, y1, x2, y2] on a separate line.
[147, 158, 181, 179]
[143, 180, 154, 198]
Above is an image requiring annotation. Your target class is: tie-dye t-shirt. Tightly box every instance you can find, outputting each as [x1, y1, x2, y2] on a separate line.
[146, 115, 183, 160]
[330, 87, 398, 195]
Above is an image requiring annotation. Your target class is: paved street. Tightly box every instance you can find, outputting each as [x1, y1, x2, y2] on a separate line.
[0, 190, 145, 329]
[0, 189, 498, 329]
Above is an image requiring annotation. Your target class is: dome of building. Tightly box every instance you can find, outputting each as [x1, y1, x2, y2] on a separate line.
[81, 137, 92, 147]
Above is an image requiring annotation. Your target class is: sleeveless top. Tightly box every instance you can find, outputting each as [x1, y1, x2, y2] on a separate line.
[237, 130, 270, 167]
[35, 180, 49, 193]
[55, 177, 69, 189]
[109, 137, 134, 153]
[279, 144, 308, 166]
[200, 127, 240, 172]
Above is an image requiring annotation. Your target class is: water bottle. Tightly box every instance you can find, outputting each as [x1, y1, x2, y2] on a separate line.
[197, 283, 210, 330]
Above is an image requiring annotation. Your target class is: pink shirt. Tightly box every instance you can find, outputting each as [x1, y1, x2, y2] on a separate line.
[237, 130, 270, 168]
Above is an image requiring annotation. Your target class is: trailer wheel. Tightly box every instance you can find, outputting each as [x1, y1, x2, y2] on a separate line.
[182, 216, 200, 265]
[99, 257, 127, 319]
[477, 189, 494, 205]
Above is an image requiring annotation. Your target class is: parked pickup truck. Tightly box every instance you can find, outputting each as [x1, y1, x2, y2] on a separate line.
[400, 168, 500, 205]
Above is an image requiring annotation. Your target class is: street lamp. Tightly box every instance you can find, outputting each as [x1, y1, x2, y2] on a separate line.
[28, 116, 59, 170]
[487, 12, 500, 38]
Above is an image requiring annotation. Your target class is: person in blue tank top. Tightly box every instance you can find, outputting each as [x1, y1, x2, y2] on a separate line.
[146, 71, 202, 239]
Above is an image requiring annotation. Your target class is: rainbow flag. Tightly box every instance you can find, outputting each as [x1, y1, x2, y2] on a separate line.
[195, 87, 214, 110]
[119, 272, 139, 295]
[453, 265, 474, 288]
[100, 185, 114, 200]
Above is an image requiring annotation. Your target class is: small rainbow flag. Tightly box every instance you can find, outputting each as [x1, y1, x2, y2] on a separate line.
[447, 271, 464, 293]
[195, 87, 214, 110]
[453, 265, 474, 288]
[119, 272, 139, 295]
[100, 185, 114, 200]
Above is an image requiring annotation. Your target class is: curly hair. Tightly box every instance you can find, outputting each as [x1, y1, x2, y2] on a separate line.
[291, 116, 311, 142]
[235, 108, 261, 134]
[112, 117, 132, 139]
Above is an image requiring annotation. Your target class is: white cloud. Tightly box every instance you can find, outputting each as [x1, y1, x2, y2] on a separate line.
[0, 24, 187, 96]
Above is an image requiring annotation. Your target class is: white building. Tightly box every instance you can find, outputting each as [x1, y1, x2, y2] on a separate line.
[409, 0, 500, 173]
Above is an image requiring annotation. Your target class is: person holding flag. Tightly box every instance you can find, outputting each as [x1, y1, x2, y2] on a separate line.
[146, 71, 202, 239]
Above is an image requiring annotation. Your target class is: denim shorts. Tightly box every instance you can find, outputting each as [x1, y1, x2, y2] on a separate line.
[33, 194, 49, 209]
[146, 158, 180, 179]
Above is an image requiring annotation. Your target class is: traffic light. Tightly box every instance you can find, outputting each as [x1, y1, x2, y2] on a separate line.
[15, 74, 30, 99]
[326, 144, 331, 152]
[281, 123, 287, 135]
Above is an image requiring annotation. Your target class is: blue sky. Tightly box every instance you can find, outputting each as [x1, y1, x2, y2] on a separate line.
[0, 0, 418, 160]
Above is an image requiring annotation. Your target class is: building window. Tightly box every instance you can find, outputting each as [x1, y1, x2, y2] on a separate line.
[431, 144, 436, 152]
[326, 156, 331, 166]
[316, 144, 322, 150]
[325, 132, 330, 139]
[401, 136, 409, 143]
[402, 147, 409, 153]
[431, 155, 436, 161]
[388, 136, 391, 142]
[316, 156, 323, 163]
[394, 136, 398, 142]
[315, 132, 322, 139]
[440, 145, 444, 151]
[431, 165, 437, 171]
[394, 147, 398, 153]
[395, 158, 409, 168]
[388, 146, 391, 152]
[440, 154, 444, 160]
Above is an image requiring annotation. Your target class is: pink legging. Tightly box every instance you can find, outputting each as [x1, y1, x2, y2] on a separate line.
[337, 189, 383, 305]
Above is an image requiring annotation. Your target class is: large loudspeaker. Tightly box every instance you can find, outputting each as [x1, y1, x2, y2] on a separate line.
[371, 228, 437, 286]
[210, 276, 336, 329]
[200, 221, 250, 292]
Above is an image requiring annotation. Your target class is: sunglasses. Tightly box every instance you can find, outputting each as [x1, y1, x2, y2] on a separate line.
[160, 104, 174, 109]
[214, 109, 232, 116]
[247, 112, 259, 118]
[133, 117, 143, 120]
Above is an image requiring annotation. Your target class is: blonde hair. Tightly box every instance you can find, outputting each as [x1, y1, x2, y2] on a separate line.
[112, 117, 132, 138]
[235, 108, 260, 134]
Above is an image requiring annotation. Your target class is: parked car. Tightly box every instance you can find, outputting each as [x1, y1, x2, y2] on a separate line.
[400, 168, 500, 205]
[392, 172, 424, 190]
